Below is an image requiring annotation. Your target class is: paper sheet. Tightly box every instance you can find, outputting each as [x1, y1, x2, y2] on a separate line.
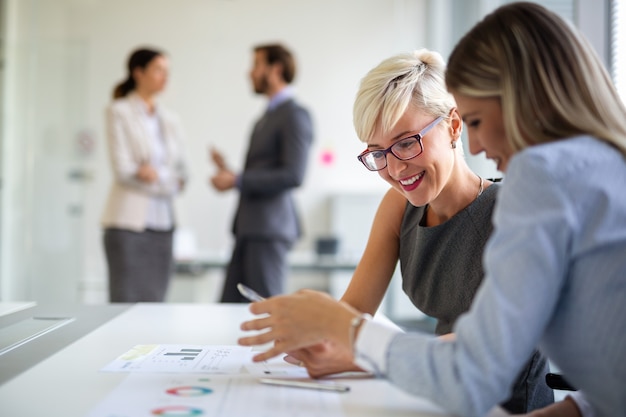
[101, 344, 251, 374]
[86, 373, 344, 417]
[244, 354, 310, 377]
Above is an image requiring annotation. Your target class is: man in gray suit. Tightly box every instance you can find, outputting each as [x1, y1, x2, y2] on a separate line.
[211, 43, 314, 302]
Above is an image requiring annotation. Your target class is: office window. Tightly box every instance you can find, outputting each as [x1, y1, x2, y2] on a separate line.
[611, 0, 626, 101]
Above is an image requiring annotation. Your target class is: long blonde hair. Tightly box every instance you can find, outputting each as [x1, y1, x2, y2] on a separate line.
[446, 2, 626, 157]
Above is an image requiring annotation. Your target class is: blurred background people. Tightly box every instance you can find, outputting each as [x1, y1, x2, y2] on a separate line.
[210, 43, 313, 303]
[101, 47, 189, 302]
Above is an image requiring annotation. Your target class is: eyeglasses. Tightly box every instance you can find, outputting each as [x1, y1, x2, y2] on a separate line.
[357, 116, 444, 171]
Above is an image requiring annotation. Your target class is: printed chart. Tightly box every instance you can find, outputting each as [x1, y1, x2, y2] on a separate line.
[101, 344, 251, 373]
[86, 373, 344, 417]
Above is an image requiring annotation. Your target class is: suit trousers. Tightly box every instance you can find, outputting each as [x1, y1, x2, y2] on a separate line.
[220, 237, 292, 303]
[104, 228, 174, 302]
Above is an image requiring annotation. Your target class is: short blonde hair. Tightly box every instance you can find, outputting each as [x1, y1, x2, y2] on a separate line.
[446, 2, 626, 156]
[353, 49, 456, 143]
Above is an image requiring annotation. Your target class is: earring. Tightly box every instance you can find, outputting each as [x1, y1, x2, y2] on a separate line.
[451, 141, 457, 149]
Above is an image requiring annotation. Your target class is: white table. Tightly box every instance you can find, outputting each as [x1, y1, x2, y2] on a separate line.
[0, 303, 451, 416]
[0, 302, 36, 317]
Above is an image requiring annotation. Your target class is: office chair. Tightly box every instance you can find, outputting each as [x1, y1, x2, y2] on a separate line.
[545, 373, 576, 391]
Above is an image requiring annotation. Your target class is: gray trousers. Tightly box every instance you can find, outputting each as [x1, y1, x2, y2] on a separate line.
[220, 237, 292, 303]
[104, 228, 174, 303]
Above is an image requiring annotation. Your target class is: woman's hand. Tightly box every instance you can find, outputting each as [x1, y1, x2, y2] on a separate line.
[238, 289, 361, 363]
[284, 341, 365, 379]
[136, 163, 158, 183]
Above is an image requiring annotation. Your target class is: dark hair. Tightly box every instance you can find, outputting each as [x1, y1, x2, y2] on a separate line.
[112, 48, 164, 99]
[254, 43, 296, 84]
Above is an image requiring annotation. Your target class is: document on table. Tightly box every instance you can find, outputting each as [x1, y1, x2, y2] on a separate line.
[86, 373, 344, 417]
[101, 344, 251, 373]
[244, 354, 310, 377]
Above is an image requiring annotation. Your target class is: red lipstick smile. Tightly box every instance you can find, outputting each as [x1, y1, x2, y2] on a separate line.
[399, 171, 425, 191]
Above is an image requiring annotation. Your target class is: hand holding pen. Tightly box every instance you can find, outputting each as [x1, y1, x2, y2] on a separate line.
[238, 288, 362, 364]
[237, 284, 350, 393]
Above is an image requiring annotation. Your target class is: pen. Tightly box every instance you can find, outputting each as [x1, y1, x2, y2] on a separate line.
[237, 283, 265, 302]
[259, 378, 350, 392]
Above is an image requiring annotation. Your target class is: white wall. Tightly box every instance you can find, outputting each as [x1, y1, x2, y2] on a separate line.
[3, 0, 439, 302]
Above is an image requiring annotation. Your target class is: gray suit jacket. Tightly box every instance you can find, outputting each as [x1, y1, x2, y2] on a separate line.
[233, 98, 313, 242]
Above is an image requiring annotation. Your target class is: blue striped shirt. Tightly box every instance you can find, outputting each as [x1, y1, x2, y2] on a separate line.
[355, 136, 626, 417]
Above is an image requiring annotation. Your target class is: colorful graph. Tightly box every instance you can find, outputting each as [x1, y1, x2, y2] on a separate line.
[151, 405, 204, 416]
[166, 386, 213, 397]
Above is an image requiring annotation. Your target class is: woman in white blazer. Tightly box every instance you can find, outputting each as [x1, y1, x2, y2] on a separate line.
[102, 47, 188, 302]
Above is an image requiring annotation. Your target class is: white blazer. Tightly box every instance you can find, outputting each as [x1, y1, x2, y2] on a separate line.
[101, 93, 188, 232]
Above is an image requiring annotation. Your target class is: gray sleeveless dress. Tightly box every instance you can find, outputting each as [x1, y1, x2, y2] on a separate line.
[399, 184, 553, 413]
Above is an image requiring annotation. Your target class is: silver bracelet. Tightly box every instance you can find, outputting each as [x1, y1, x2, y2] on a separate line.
[349, 313, 372, 349]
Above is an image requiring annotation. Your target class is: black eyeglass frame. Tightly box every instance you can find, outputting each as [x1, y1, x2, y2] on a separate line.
[356, 116, 444, 171]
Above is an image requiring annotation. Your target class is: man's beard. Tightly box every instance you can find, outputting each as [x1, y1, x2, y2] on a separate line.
[254, 74, 269, 94]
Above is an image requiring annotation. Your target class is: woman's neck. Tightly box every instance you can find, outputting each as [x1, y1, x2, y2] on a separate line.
[426, 164, 485, 226]
[134, 90, 156, 113]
